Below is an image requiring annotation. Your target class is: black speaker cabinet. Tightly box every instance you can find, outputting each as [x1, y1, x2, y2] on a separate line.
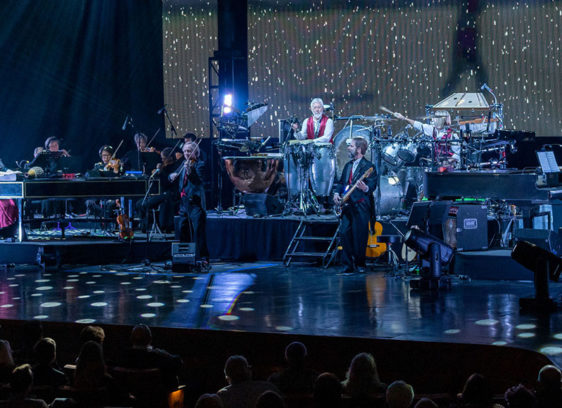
[444, 204, 488, 251]
[406, 201, 488, 251]
[172, 242, 195, 272]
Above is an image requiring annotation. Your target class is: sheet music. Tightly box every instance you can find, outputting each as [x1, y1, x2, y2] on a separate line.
[537, 151, 560, 173]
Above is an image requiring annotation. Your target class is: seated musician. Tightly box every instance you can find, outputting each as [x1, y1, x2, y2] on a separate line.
[85, 145, 122, 218]
[291, 98, 334, 143]
[27, 137, 71, 175]
[393, 110, 460, 168]
[137, 147, 179, 233]
[123, 132, 160, 174]
[173, 142, 209, 265]
[88, 145, 122, 177]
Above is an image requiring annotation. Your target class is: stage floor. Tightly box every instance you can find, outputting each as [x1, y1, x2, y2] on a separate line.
[0, 262, 561, 367]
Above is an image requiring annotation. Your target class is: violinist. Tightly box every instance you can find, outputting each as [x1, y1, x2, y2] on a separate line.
[85, 145, 121, 218]
[175, 141, 209, 265]
[137, 147, 179, 233]
[89, 145, 122, 177]
[123, 132, 160, 174]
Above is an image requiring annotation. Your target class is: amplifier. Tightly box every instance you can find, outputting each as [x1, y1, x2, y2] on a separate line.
[172, 242, 196, 271]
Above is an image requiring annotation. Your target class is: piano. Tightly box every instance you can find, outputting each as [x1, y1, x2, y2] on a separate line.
[0, 177, 160, 242]
[423, 171, 562, 203]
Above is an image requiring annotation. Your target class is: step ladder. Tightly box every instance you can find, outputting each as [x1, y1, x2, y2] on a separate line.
[283, 218, 340, 267]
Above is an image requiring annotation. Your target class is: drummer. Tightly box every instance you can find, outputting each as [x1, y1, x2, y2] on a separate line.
[393, 110, 460, 166]
[291, 98, 334, 143]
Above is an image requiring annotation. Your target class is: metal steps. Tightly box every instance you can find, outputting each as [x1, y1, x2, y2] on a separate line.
[283, 218, 339, 267]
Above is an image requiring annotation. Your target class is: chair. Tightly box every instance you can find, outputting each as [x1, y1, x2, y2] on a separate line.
[110, 366, 184, 408]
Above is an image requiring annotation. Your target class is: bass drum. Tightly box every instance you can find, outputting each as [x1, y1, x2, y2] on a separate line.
[375, 175, 404, 215]
[333, 125, 373, 179]
[310, 143, 335, 197]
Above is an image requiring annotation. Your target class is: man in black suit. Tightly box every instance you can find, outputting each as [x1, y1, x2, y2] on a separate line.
[333, 137, 377, 273]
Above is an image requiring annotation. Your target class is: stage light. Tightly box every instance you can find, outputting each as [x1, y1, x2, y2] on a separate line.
[222, 93, 233, 115]
[404, 228, 454, 289]
[511, 240, 562, 311]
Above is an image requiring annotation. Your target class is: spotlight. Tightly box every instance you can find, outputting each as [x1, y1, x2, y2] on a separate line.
[511, 240, 562, 311]
[404, 228, 454, 290]
[222, 93, 233, 115]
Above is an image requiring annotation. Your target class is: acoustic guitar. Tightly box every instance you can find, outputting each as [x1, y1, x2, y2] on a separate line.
[366, 221, 387, 258]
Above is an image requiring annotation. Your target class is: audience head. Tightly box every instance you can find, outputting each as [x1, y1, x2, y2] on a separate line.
[224, 355, 251, 384]
[414, 398, 438, 408]
[130, 324, 152, 348]
[537, 364, 561, 389]
[195, 393, 223, 408]
[80, 325, 105, 345]
[460, 373, 493, 406]
[386, 380, 414, 408]
[313, 372, 342, 408]
[10, 364, 34, 395]
[75, 340, 107, 389]
[256, 390, 285, 408]
[345, 352, 381, 385]
[0, 339, 14, 367]
[285, 341, 307, 368]
[504, 384, 536, 408]
[33, 337, 57, 366]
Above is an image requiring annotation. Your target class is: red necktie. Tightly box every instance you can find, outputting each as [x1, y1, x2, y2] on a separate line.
[348, 166, 353, 184]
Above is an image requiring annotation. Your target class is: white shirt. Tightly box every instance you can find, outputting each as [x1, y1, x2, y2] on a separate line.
[413, 120, 460, 162]
[350, 157, 368, 192]
[295, 117, 334, 143]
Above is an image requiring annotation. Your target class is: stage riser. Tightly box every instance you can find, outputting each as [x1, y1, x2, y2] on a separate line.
[0, 241, 171, 267]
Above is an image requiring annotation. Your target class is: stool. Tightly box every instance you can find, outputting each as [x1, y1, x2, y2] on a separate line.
[378, 235, 402, 272]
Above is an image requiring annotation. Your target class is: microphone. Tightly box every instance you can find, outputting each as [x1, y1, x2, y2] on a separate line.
[157, 105, 167, 115]
[480, 83, 492, 93]
[121, 115, 130, 131]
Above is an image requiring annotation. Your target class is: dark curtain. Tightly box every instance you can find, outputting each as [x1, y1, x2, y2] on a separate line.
[0, 0, 164, 170]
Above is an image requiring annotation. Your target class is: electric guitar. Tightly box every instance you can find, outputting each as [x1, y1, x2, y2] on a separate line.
[334, 166, 374, 217]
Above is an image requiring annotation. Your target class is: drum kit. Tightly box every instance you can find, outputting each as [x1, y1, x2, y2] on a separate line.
[216, 90, 507, 216]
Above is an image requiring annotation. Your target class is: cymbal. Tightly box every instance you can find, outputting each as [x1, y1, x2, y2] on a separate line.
[362, 115, 395, 122]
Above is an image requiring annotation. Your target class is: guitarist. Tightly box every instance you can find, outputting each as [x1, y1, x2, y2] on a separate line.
[333, 137, 377, 274]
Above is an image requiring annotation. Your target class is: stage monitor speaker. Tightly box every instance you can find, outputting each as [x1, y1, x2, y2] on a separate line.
[172, 242, 195, 272]
[444, 204, 488, 251]
[243, 193, 283, 216]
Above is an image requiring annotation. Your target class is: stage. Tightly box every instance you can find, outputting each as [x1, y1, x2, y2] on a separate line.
[0, 260, 561, 371]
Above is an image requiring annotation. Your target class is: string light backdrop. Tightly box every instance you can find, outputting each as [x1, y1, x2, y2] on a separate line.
[163, 1, 560, 138]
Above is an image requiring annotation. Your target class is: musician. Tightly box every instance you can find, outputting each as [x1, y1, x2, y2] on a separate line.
[89, 145, 122, 177]
[123, 132, 159, 174]
[137, 147, 179, 233]
[333, 137, 377, 274]
[174, 141, 209, 264]
[393, 110, 460, 166]
[45, 137, 70, 157]
[291, 98, 334, 143]
[85, 145, 121, 218]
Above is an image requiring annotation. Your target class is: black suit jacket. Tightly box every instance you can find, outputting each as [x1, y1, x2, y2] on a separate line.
[337, 157, 377, 203]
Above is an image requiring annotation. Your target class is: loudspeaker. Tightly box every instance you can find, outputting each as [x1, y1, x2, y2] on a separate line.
[243, 193, 283, 216]
[171, 242, 195, 272]
[444, 204, 488, 251]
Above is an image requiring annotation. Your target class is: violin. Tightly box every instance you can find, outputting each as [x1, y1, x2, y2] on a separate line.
[104, 158, 122, 174]
[141, 146, 160, 154]
[103, 140, 124, 174]
[115, 200, 133, 240]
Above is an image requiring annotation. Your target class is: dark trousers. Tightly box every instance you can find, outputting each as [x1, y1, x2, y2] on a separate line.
[179, 203, 209, 261]
[340, 201, 370, 270]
